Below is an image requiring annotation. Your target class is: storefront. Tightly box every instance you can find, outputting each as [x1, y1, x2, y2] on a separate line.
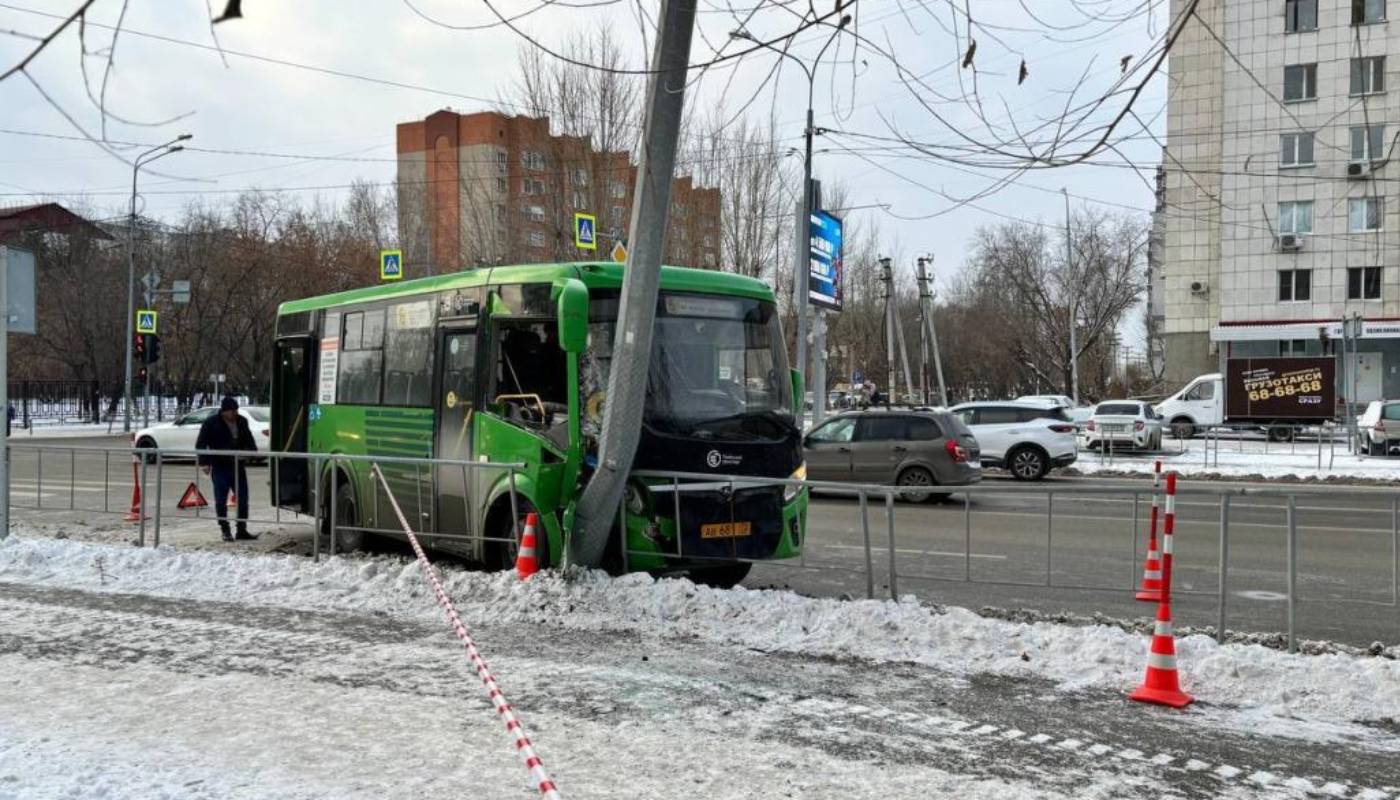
[1210, 320, 1400, 406]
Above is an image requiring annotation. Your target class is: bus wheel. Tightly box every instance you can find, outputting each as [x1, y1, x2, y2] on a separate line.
[489, 499, 545, 572]
[689, 561, 752, 589]
[321, 474, 364, 553]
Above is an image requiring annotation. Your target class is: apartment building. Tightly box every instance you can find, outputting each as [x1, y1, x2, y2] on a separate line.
[1162, 0, 1400, 402]
[396, 109, 720, 272]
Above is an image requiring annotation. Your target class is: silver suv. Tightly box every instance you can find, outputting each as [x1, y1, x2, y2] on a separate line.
[803, 409, 982, 501]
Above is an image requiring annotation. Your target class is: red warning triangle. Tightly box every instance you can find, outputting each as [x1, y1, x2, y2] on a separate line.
[177, 482, 208, 509]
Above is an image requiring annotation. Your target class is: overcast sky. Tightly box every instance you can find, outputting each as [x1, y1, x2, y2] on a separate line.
[0, 0, 1166, 347]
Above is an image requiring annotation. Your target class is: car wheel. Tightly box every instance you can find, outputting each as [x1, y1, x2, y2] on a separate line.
[689, 561, 752, 589]
[1008, 446, 1048, 481]
[896, 466, 936, 503]
[1369, 439, 1384, 457]
[1170, 419, 1195, 440]
[135, 436, 158, 464]
[321, 474, 365, 553]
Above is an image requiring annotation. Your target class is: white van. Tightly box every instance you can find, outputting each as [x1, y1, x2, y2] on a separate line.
[1154, 373, 1223, 438]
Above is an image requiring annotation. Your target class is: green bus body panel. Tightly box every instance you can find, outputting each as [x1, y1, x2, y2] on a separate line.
[277, 262, 775, 316]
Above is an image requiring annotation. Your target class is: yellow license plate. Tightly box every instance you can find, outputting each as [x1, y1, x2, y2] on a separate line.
[700, 521, 752, 539]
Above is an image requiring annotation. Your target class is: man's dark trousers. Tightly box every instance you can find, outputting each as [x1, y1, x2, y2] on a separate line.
[211, 463, 249, 534]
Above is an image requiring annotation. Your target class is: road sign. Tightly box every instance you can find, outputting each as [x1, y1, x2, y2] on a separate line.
[852, 368, 864, 385]
[4, 246, 35, 334]
[136, 309, 158, 335]
[141, 270, 160, 292]
[574, 213, 597, 251]
[610, 240, 628, 263]
[171, 280, 192, 305]
[380, 249, 403, 281]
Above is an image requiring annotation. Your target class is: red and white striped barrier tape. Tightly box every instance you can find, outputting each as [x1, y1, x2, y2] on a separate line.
[371, 465, 562, 799]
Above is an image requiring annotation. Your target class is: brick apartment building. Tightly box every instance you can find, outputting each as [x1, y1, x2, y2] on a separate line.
[396, 109, 720, 272]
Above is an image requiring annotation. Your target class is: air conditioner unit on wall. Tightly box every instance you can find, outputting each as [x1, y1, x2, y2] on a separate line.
[1190, 280, 1209, 296]
[1347, 161, 1371, 179]
[1276, 233, 1304, 251]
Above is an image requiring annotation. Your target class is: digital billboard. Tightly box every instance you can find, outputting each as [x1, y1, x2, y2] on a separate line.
[808, 209, 843, 311]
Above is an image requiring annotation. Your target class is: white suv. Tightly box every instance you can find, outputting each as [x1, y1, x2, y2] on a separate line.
[1357, 400, 1400, 455]
[950, 402, 1078, 480]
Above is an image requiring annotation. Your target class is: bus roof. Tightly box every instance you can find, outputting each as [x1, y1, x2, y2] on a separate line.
[277, 261, 776, 315]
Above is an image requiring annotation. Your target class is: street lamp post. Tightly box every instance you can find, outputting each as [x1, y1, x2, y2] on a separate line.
[125, 134, 190, 433]
[732, 16, 849, 426]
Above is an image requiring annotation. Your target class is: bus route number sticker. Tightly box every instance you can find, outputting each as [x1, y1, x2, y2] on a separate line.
[446, 390, 458, 409]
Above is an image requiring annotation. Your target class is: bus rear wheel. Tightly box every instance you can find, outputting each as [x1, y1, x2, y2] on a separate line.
[321, 474, 364, 553]
[689, 561, 752, 589]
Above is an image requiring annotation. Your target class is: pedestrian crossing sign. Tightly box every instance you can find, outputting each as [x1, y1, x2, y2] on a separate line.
[574, 213, 597, 251]
[136, 309, 158, 335]
[380, 249, 403, 281]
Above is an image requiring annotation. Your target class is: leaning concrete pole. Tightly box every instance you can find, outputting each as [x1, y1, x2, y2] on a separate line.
[569, 0, 697, 567]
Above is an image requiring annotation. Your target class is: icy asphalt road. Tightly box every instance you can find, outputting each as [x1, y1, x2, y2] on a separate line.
[1, 578, 1397, 799]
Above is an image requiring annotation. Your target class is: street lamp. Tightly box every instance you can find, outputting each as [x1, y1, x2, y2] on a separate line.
[124, 134, 190, 433]
[731, 16, 850, 425]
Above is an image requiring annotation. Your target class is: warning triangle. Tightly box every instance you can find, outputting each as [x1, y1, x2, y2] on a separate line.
[177, 482, 208, 509]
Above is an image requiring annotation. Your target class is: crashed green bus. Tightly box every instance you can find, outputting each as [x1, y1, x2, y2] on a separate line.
[270, 262, 807, 585]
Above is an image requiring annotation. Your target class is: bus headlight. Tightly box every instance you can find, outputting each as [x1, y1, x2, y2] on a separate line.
[784, 463, 807, 502]
[625, 483, 647, 515]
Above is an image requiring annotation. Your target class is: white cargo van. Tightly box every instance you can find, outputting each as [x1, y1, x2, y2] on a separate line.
[1154, 374, 1222, 438]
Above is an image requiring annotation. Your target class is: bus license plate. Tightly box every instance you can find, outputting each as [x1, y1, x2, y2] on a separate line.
[700, 521, 752, 539]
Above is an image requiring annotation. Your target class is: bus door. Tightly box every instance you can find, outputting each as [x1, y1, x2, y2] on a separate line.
[434, 324, 479, 545]
[272, 336, 314, 512]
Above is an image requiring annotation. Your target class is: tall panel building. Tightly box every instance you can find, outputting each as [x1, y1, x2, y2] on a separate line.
[1162, 0, 1400, 401]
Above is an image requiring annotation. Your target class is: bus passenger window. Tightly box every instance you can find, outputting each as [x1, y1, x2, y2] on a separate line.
[384, 300, 434, 407]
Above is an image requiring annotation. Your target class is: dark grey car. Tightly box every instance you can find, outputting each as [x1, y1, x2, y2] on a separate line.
[803, 409, 982, 501]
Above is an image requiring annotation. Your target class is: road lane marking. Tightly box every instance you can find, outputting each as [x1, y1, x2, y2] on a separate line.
[818, 544, 1007, 560]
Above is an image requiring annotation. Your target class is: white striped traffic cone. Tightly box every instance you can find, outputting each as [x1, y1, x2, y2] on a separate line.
[515, 512, 540, 580]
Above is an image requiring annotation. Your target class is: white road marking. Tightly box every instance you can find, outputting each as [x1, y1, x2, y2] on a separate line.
[818, 543, 1007, 560]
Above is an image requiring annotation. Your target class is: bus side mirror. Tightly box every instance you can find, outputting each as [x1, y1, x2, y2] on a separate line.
[552, 278, 589, 354]
[790, 369, 803, 418]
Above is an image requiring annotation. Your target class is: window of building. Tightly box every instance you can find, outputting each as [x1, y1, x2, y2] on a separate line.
[383, 300, 434, 406]
[1351, 125, 1387, 162]
[529, 205, 546, 223]
[1348, 266, 1383, 299]
[674, 203, 687, 218]
[1353, 0, 1385, 24]
[495, 149, 508, 174]
[521, 150, 545, 170]
[1351, 56, 1386, 95]
[494, 204, 506, 224]
[1283, 64, 1317, 101]
[572, 190, 587, 209]
[702, 234, 715, 248]
[521, 178, 545, 196]
[571, 168, 589, 187]
[1278, 200, 1314, 233]
[609, 181, 627, 199]
[1286, 0, 1318, 31]
[1281, 339, 1311, 356]
[495, 177, 507, 193]
[1349, 196, 1384, 231]
[1280, 132, 1315, 167]
[1278, 269, 1312, 302]
[610, 205, 626, 225]
[527, 231, 548, 248]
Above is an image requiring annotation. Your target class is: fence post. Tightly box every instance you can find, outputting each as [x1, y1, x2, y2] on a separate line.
[137, 453, 147, 548]
[153, 452, 163, 548]
[1286, 494, 1298, 654]
[859, 491, 873, 599]
[1045, 491, 1054, 586]
[311, 455, 322, 563]
[1391, 496, 1397, 608]
[963, 492, 972, 582]
[508, 468, 521, 545]
[617, 496, 629, 573]
[1130, 492, 1140, 589]
[68, 449, 75, 510]
[35, 448, 42, 509]
[885, 491, 898, 600]
[329, 457, 339, 556]
[1217, 495, 1230, 643]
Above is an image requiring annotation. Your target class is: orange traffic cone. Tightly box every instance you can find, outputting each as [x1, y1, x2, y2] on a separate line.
[1136, 461, 1166, 602]
[1129, 599, 1193, 708]
[515, 512, 540, 580]
[123, 459, 148, 522]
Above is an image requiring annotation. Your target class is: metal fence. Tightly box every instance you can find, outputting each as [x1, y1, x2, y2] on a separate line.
[4, 442, 1397, 652]
[6, 380, 101, 425]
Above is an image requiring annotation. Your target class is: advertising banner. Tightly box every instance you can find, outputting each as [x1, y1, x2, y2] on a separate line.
[809, 209, 843, 311]
[1225, 357, 1335, 420]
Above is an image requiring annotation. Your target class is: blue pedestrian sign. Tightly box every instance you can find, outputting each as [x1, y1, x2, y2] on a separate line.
[136, 309, 158, 335]
[574, 213, 597, 251]
[852, 368, 864, 385]
[380, 249, 403, 282]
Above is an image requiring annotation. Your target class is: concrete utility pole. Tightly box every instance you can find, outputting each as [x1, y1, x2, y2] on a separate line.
[880, 257, 895, 400]
[1062, 188, 1079, 405]
[125, 135, 189, 433]
[916, 256, 949, 406]
[569, 0, 696, 568]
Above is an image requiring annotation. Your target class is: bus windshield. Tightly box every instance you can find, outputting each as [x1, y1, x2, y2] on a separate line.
[588, 292, 794, 441]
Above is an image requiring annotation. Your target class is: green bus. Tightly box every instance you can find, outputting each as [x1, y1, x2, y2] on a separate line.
[271, 262, 807, 585]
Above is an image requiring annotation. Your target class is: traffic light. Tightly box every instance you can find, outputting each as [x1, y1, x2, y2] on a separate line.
[132, 333, 145, 362]
[144, 334, 161, 364]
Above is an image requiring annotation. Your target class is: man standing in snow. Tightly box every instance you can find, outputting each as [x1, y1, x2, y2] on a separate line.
[196, 396, 258, 542]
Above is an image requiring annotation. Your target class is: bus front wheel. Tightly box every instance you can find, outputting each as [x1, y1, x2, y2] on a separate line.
[321, 473, 364, 553]
[488, 499, 547, 572]
[689, 561, 752, 589]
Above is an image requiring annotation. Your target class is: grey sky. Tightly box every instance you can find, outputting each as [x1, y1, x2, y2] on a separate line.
[0, 0, 1165, 339]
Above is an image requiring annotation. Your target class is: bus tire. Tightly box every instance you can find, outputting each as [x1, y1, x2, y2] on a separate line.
[689, 561, 752, 589]
[321, 471, 364, 553]
[487, 497, 546, 572]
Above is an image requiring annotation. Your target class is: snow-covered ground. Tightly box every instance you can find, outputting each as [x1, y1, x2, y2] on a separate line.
[8, 421, 125, 439]
[2, 531, 1399, 798]
[1073, 437, 1400, 482]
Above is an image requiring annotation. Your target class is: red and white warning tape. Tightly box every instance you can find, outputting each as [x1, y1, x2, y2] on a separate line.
[371, 465, 562, 799]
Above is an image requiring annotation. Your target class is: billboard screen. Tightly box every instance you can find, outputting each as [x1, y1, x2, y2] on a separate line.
[808, 209, 843, 311]
[1225, 357, 1335, 420]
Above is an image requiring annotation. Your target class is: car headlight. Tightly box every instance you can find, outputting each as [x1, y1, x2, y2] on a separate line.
[784, 463, 807, 502]
[625, 483, 646, 515]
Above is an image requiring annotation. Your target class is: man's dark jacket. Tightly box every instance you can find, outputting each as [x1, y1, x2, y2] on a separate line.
[195, 413, 257, 470]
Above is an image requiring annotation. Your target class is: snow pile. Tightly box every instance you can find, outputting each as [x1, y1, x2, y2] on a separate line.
[3, 533, 1398, 725]
[1073, 441, 1400, 482]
